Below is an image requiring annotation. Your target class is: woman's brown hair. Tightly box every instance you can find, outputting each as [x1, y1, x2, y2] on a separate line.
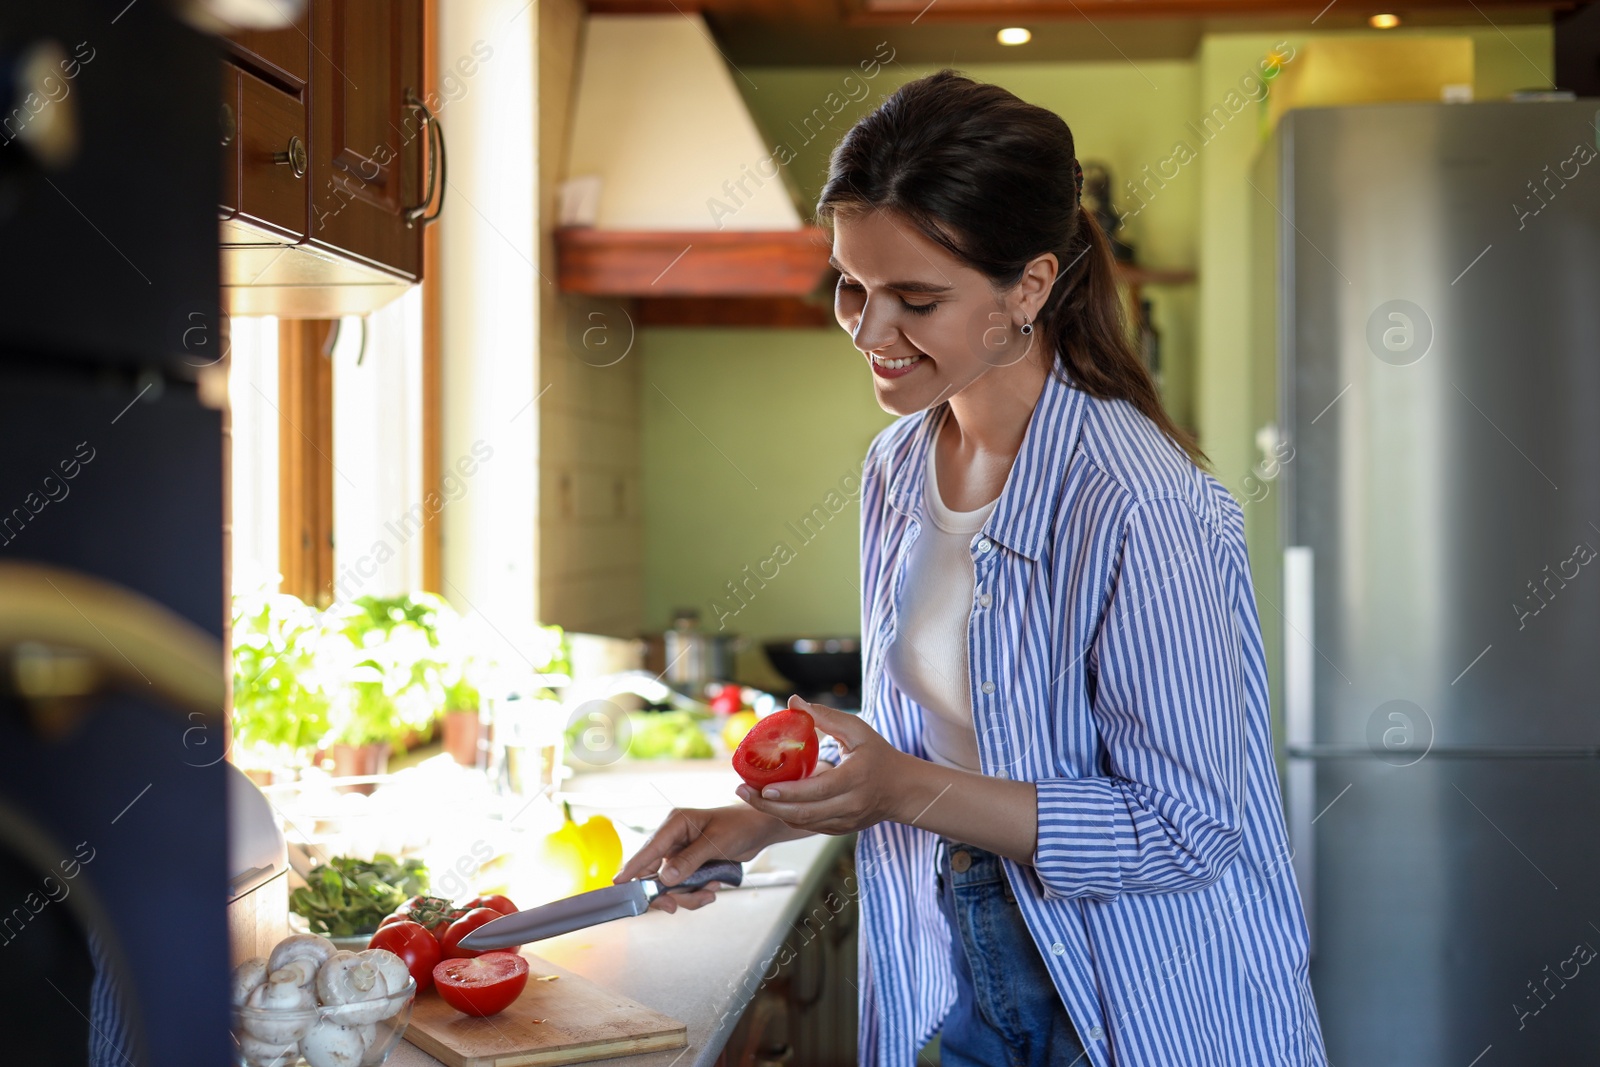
[816, 69, 1206, 467]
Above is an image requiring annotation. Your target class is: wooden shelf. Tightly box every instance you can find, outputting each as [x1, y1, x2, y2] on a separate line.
[555, 227, 834, 297]
[1116, 264, 1196, 287]
[634, 295, 835, 328]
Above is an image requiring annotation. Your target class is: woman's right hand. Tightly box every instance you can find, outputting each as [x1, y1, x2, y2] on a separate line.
[613, 804, 794, 914]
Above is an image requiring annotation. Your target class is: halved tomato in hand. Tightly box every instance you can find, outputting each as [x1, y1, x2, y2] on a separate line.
[732, 707, 818, 790]
[438, 907, 503, 959]
[463, 894, 517, 917]
[368, 920, 442, 993]
[433, 952, 530, 1017]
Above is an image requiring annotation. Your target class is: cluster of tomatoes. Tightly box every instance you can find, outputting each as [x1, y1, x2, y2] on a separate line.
[366, 893, 528, 1017]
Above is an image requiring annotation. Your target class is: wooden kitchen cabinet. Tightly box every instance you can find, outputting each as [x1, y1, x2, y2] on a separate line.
[218, 0, 441, 317]
[235, 64, 309, 241]
[219, 0, 311, 244]
[718, 845, 859, 1067]
[309, 0, 429, 279]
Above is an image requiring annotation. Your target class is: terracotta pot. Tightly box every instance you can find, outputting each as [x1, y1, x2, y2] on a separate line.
[328, 742, 390, 793]
[442, 709, 486, 767]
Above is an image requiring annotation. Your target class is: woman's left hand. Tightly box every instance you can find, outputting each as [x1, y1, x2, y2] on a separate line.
[735, 696, 916, 835]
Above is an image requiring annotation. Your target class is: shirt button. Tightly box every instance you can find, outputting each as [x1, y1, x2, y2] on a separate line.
[993, 768, 1009, 780]
[981, 681, 996, 695]
[976, 539, 991, 553]
[977, 592, 992, 607]
[1051, 942, 1066, 956]
[1089, 1026, 1105, 1041]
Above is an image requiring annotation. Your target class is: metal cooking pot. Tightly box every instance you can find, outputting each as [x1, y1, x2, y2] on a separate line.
[650, 608, 746, 697]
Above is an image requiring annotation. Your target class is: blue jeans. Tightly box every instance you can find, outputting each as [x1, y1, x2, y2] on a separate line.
[934, 837, 1090, 1067]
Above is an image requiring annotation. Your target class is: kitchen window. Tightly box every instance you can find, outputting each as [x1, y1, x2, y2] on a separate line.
[228, 287, 433, 604]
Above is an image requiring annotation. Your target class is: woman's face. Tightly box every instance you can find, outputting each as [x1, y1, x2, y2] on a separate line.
[831, 206, 1052, 417]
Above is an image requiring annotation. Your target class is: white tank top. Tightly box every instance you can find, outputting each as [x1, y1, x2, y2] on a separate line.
[884, 420, 998, 774]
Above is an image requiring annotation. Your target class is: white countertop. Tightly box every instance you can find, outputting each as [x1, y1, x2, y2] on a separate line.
[387, 762, 852, 1067]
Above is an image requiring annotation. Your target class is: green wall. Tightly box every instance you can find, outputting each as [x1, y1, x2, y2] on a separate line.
[640, 327, 895, 687]
[640, 29, 1555, 689]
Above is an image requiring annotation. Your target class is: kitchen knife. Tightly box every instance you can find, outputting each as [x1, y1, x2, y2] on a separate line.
[456, 859, 745, 951]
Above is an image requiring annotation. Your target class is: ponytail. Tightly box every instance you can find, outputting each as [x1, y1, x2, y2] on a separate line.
[1047, 210, 1205, 465]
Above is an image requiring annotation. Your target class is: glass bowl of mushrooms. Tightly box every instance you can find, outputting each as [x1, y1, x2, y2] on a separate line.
[232, 934, 418, 1067]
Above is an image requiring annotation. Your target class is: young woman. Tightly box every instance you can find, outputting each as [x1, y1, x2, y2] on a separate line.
[615, 71, 1328, 1067]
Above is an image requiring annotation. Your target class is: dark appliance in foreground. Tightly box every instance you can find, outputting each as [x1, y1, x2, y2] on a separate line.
[0, 1, 231, 1064]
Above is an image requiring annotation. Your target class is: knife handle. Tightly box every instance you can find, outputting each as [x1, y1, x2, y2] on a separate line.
[658, 859, 744, 893]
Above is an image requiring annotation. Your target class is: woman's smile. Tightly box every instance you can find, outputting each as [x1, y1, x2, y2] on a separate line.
[869, 350, 928, 377]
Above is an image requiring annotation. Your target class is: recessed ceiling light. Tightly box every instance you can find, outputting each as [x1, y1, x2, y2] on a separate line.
[1368, 13, 1401, 28]
[997, 27, 1032, 46]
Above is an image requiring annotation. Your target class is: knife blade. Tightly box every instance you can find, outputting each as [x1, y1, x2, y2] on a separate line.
[456, 859, 745, 951]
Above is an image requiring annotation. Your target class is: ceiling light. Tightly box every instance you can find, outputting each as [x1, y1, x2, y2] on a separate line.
[1368, 13, 1401, 28]
[997, 27, 1032, 46]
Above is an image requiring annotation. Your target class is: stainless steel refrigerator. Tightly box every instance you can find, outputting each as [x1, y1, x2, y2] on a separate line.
[1252, 101, 1600, 1065]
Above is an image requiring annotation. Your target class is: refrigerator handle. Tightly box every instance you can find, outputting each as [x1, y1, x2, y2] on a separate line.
[1283, 546, 1316, 957]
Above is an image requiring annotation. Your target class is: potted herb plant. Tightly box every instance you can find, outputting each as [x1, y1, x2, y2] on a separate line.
[230, 591, 333, 783]
[439, 665, 484, 767]
[320, 597, 446, 788]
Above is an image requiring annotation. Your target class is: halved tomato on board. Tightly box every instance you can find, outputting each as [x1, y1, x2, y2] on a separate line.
[732, 707, 818, 790]
[433, 953, 530, 1017]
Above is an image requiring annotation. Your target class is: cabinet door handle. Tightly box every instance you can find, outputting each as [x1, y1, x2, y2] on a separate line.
[273, 135, 306, 178]
[404, 89, 445, 227]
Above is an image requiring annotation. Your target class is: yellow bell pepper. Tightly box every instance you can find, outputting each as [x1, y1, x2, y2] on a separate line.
[722, 710, 759, 752]
[545, 800, 623, 893]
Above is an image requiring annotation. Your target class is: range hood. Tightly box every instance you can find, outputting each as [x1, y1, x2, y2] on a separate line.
[556, 14, 832, 301]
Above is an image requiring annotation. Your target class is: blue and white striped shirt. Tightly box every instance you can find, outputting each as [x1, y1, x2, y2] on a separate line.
[822, 368, 1328, 1066]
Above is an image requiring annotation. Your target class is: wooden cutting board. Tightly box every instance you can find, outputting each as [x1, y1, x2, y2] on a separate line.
[403, 952, 686, 1067]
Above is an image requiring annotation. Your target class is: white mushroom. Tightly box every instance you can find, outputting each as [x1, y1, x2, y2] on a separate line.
[242, 968, 317, 1044]
[356, 949, 411, 1017]
[315, 951, 391, 1026]
[300, 1019, 366, 1067]
[271, 955, 318, 995]
[269, 933, 338, 974]
[231, 957, 269, 1008]
[236, 1032, 300, 1067]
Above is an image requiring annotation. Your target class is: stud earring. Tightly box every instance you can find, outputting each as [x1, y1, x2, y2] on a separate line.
[1020, 321, 1034, 335]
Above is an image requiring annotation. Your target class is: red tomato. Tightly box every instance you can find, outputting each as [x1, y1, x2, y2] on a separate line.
[711, 685, 743, 716]
[433, 953, 530, 1017]
[731, 707, 818, 790]
[438, 907, 503, 959]
[367, 920, 442, 993]
[462, 894, 517, 917]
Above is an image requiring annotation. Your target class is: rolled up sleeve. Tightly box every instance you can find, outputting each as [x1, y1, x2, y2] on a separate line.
[1032, 495, 1246, 901]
